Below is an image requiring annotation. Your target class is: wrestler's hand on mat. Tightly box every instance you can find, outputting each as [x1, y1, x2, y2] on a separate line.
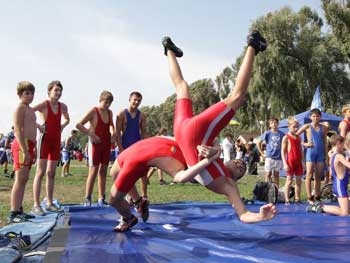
[259, 203, 278, 220]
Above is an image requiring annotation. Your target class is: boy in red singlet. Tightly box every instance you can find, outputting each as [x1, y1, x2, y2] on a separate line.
[109, 136, 220, 232]
[162, 31, 277, 223]
[76, 90, 116, 207]
[338, 104, 350, 138]
[32, 80, 70, 216]
[281, 117, 303, 205]
[8, 81, 39, 223]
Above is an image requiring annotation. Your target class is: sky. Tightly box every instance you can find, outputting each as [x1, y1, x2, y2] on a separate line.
[0, 0, 323, 138]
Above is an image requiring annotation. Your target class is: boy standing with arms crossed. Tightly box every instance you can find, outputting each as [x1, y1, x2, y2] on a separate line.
[8, 81, 38, 223]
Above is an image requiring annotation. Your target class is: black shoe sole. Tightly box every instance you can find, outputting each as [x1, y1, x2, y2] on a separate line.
[162, 37, 183, 57]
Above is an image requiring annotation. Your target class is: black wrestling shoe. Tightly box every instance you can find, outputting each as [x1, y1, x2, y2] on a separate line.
[135, 197, 150, 223]
[162, 36, 183, 57]
[247, 30, 267, 55]
[113, 215, 138, 232]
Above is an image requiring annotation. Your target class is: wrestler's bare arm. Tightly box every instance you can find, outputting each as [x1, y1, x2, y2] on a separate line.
[115, 110, 125, 152]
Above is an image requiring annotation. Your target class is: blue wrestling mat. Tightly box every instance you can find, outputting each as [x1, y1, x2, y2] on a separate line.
[45, 202, 350, 263]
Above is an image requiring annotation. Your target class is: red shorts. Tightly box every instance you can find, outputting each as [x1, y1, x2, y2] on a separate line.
[37, 133, 61, 161]
[11, 138, 35, 171]
[286, 159, 303, 176]
[174, 99, 234, 185]
[88, 140, 110, 166]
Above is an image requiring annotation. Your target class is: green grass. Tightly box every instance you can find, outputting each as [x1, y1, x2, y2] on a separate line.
[0, 161, 306, 227]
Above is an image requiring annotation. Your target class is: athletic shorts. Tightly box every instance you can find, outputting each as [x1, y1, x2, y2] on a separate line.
[0, 149, 7, 165]
[11, 138, 35, 171]
[264, 158, 282, 172]
[37, 133, 61, 161]
[88, 140, 110, 167]
[61, 150, 71, 164]
[286, 161, 303, 176]
[305, 148, 325, 163]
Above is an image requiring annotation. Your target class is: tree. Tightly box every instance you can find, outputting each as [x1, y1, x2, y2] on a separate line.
[322, 0, 350, 60]
[233, 6, 349, 130]
[141, 79, 220, 136]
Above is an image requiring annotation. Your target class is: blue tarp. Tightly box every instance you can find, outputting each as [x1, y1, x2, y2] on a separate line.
[57, 202, 350, 263]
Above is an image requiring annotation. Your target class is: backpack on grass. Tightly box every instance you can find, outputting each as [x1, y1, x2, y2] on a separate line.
[253, 181, 279, 203]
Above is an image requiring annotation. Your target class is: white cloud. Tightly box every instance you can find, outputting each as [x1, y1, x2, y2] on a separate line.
[0, 2, 236, 138]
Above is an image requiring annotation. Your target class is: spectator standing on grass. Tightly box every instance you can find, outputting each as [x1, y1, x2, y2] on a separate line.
[257, 117, 284, 187]
[61, 129, 79, 177]
[8, 81, 40, 223]
[297, 108, 329, 204]
[281, 117, 303, 205]
[32, 80, 70, 216]
[76, 90, 115, 207]
[221, 132, 234, 164]
[247, 138, 259, 175]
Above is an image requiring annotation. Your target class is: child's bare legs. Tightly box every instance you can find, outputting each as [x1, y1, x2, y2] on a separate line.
[11, 168, 30, 212]
[295, 176, 302, 202]
[33, 159, 48, 207]
[322, 197, 349, 216]
[97, 164, 107, 200]
[85, 165, 99, 204]
[273, 171, 280, 188]
[265, 171, 272, 183]
[45, 160, 58, 206]
[313, 162, 324, 199]
[305, 161, 314, 202]
[284, 176, 293, 203]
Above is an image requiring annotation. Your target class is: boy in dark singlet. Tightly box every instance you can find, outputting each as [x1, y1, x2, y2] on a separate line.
[32, 80, 70, 216]
[76, 90, 115, 206]
[115, 91, 148, 208]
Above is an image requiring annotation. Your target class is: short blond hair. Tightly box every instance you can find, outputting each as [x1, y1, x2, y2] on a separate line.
[341, 104, 350, 115]
[287, 116, 298, 127]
